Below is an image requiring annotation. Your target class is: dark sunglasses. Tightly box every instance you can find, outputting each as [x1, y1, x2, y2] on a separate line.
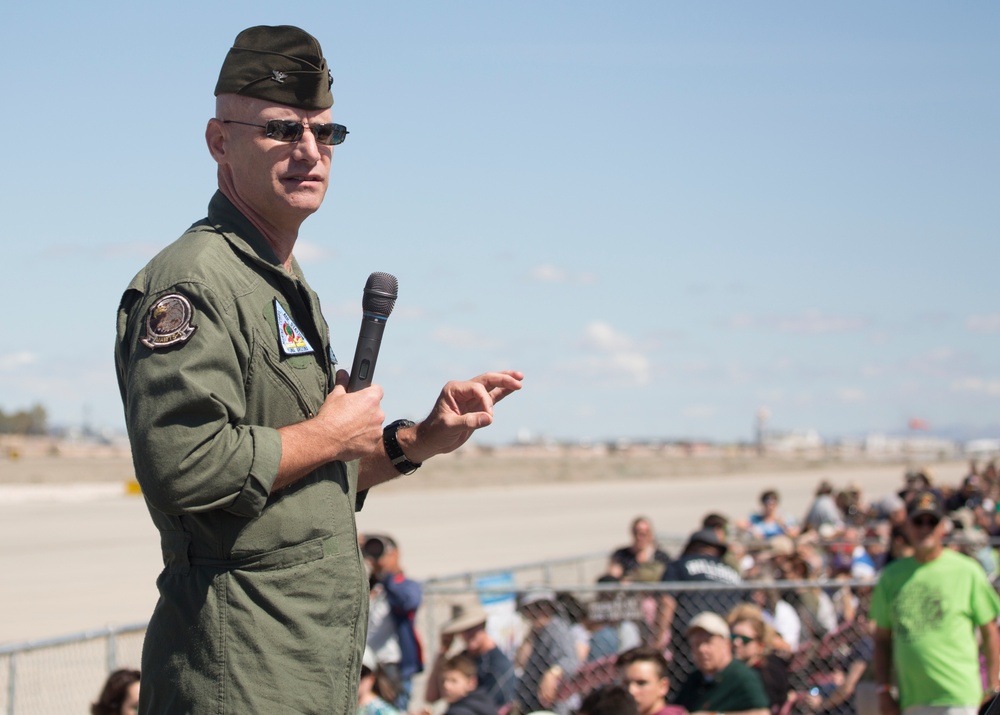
[222, 119, 348, 146]
[731, 634, 755, 644]
[910, 515, 940, 529]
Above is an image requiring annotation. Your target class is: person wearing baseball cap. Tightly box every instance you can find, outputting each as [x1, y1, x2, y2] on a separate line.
[656, 527, 742, 697]
[115, 25, 522, 715]
[871, 490, 1000, 715]
[671, 612, 769, 715]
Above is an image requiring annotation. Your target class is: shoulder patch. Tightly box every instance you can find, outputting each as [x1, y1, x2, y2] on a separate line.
[141, 293, 197, 349]
[274, 299, 314, 355]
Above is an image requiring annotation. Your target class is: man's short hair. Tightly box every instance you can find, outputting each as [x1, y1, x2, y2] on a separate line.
[617, 646, 669, 680]
[702, 512, 729, 530]
[631, 515, 652, 530]
[578, 684, 638, 715]
[443, 654, 477, 680]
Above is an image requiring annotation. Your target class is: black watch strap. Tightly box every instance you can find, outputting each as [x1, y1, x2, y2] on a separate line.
[383, 419, 421, 475]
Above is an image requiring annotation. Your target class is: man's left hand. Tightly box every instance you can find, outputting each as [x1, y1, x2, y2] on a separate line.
[402, 371, 523, 463]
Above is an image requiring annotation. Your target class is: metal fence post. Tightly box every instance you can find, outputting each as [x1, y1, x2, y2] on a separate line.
[7, 652, 16, 715]
[106, 628, 118, 672]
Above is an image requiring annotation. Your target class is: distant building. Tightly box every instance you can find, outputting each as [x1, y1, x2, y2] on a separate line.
[965, 439, 1000, 460]
[764, 428, 823, 454]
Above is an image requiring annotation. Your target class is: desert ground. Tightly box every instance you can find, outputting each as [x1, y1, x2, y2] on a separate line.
[0, 438, 969, 646]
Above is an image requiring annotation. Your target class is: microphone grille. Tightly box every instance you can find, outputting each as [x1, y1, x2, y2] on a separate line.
[362, 272, 398, 317]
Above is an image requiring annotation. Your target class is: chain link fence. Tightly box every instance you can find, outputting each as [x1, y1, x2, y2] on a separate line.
[0, 624, 145, 715]
[2, 535, 993, 715]
[418, 579, 882, 715]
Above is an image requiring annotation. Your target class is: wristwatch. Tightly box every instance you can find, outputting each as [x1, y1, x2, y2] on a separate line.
[383, 419, 421, 475]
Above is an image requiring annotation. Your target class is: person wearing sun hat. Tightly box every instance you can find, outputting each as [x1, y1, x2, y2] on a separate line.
[425, 598, 517, 709]
[114, 24, 523, 715]
[871, 490, 1000, 715]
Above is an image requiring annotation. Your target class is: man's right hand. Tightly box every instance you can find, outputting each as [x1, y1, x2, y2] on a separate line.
[273, 369, 384, 491]
[314, 370, 385, 462]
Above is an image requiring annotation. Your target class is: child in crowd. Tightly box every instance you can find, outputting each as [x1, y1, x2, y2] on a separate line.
[358, 648, 400, 715]
[440, 654, 497, 715]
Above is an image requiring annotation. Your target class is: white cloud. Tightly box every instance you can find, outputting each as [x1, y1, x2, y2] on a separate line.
[860, 364, 885, 378]
[967, 314, 1000, 334]
[575, 321, 650, 384]
[529, 265, 598, 285]
[683, 404, 717, 419]
[726, 310, 865, 335]
[608, 353, 651, 384]
[837, 387, 867, 403]
[101, 242, 162, 259]
[293, 241, 334, 262]
[0, 352, 35, 371]
[431, 326, 501, 350]
[531, 265, 567, 283]
[583, 321, 631, 352]
[775, 311, 865, 334]
[952, 378, 1000, 396]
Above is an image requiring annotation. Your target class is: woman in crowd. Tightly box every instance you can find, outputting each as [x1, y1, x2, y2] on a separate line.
[740, 490, 800, 541]
[90, 668, 140, 715]
[726, 604, 791, 714]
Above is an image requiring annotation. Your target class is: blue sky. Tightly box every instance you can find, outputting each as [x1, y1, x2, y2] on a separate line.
[1, 3, 998, 445]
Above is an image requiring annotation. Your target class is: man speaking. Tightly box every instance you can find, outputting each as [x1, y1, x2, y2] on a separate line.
[114, 25, 521, 714]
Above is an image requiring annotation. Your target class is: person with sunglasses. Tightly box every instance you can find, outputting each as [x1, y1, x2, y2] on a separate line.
[725, 604, 791, 714]
[114, 25, 521, 715]
[870, 490, 1000, 715]
[671, 612, 770, 715]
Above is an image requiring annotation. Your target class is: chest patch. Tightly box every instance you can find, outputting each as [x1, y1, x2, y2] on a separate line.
[274, 299, 314, 355]
[141, 293, 197, 349]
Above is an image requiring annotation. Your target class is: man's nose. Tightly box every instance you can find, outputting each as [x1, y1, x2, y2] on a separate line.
[292, 126, 323, 161]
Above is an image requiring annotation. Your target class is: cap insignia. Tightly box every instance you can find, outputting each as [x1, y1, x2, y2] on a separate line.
[271, 70, 288, 84]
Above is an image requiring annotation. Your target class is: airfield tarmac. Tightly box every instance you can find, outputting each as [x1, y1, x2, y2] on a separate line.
[0, 447, 968, 646]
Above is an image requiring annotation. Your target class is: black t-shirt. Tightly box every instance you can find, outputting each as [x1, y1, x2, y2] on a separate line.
[611, 546, 672, 582]
[472, 646, 515, 707]
[661, 554, 743, 632]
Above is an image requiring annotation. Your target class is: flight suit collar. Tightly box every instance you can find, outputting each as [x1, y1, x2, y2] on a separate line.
[206, 190, 306, 280]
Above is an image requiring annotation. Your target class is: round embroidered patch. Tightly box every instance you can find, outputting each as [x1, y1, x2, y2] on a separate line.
[141, 293, 197, 349]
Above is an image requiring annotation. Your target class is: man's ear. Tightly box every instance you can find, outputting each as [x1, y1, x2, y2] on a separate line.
[205, 118, 227, 163]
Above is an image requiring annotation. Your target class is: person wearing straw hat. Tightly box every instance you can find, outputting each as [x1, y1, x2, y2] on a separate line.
[426, 599, 515, 708]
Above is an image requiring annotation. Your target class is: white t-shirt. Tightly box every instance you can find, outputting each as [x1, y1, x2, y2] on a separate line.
[366, 586, 401, 665]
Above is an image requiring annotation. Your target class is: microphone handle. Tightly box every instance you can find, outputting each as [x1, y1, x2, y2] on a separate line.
[347, 313, 387, 392]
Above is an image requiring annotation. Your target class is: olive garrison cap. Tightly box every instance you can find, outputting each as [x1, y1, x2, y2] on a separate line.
[214, 25, 334, 109]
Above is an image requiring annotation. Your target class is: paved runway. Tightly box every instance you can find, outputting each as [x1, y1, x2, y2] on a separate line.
[0, 459, 968, 646]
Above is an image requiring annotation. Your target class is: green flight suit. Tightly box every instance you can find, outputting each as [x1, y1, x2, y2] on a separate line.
[115, 191, 368, 714]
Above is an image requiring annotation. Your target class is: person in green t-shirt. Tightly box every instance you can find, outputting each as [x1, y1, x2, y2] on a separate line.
[871, 490, 1000, 715]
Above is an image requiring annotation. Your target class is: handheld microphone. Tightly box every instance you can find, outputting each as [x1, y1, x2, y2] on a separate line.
[347, 272, 398, 392]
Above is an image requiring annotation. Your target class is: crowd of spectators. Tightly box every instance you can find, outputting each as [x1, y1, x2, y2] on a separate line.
[412, 459, 1000, 715]
[91, 460, 1000, 715]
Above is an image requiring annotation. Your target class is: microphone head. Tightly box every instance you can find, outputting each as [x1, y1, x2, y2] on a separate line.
[362, 272, 398, 318]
